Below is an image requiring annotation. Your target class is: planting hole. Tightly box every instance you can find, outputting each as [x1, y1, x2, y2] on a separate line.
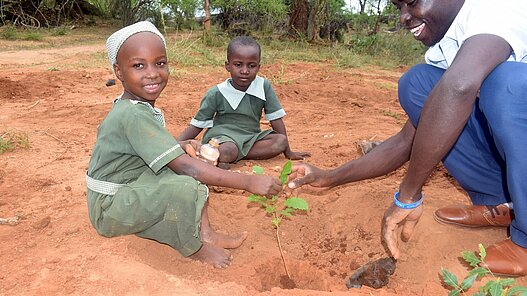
[254, 258, 331, 291]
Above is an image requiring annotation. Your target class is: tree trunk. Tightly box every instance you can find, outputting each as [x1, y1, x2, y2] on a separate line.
[203, 0, 211, 33]
[288, 0, 309, 37]
[358, 0, 366, 13]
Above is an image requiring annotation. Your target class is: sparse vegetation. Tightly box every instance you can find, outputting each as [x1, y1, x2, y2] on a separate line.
[441, 244, 527, 296]
[0, 129, 30, 154]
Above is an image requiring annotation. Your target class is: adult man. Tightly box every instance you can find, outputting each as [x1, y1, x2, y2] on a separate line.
[289, 0, 527, 276]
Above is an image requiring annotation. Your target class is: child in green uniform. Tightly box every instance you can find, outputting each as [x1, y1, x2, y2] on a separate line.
[86, 21, 282, 268]
[177, 36, 310, 164]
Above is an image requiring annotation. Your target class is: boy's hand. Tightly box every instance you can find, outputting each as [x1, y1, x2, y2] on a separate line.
[247, 175, 282, 196]
[285, 150, 311, 160]
[182, 140, 202, 159]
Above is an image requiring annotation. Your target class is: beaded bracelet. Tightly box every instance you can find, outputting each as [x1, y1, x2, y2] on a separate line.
[393, 191, 424, 209]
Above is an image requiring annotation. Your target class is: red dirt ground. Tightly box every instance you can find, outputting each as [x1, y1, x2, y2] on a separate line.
[1, 35, 525, 296]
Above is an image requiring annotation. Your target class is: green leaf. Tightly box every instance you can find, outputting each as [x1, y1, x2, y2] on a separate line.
[488, 281, 503, 296]
[252, 165, 265, 175]
[282, 207, 294, 214]
[264, 205, 276, 214]
[468, 266, 489, 278]
[498, 278, 515, 287]
[448, 289, 461, 296]
[441, 268, 459, 289]
[272, 217, 281, 227]
[247, 194, 267, 204]
[460, 274, 478, 290]
[280, 210, 292, 217]
[508, 286, 527, 295]
[462, 250, 481, 267]
[479, 243, 486, 261]
[279, 160, 292, 185]
[271, 195, 278, 202]
[285, 197, 309, 211]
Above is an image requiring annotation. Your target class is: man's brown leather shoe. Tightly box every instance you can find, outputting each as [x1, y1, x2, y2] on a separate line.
[433, 203, 512, 228]
[483, 239, 527, 276]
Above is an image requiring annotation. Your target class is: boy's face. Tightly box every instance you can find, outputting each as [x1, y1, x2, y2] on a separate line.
[114, 32, 169, 103]
[225, 45, 260, 92]
[391, 0, 462, 47]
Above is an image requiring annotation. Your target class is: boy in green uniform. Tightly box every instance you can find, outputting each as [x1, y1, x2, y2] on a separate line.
[178, 36, 310, 165]
[86, 21, 282, 268]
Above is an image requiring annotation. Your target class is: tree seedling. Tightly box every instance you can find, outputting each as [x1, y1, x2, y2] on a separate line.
[248, 160, 309, 279]
[441, 244, 527, 296]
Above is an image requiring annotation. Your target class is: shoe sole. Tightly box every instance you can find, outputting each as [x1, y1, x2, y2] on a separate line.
[432, 212, 509, 228]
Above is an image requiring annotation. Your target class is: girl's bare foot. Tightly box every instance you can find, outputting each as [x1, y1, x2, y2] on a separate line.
[189, 242, 232, 268]
[202, 229, 249, 249]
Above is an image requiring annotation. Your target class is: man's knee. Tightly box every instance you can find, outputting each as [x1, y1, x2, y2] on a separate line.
[479, 62, 527, 129]
[398, 64, 444, 125]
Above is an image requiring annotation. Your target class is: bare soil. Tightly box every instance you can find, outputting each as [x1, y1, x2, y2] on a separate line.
[1, 32, 524, 296]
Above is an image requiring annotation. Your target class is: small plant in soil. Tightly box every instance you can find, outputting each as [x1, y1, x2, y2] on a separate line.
[441, 244, 527, 296]
[248, 160, 309, 282]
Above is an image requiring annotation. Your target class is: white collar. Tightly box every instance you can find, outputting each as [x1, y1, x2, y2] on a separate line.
[217, 76, 266, 110]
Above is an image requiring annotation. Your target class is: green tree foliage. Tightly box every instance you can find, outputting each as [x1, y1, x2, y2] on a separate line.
[211, 0, 289, 34]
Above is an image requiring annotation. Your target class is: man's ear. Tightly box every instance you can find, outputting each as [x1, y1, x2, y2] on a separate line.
[114, 64, 123, 81]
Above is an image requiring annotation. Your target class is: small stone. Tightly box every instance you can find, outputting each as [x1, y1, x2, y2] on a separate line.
[32, 216, 51, 229]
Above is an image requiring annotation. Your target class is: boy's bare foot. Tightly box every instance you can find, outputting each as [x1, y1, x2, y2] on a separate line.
[202, 229, 248, 249]
[189, 242, 232, 268]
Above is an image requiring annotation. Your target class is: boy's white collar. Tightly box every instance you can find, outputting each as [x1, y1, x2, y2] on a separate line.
[217, 76, 265, 110]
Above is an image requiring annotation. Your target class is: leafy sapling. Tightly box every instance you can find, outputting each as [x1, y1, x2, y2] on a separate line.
[441, 244, 527, 296]
[248, 160, 309, 279]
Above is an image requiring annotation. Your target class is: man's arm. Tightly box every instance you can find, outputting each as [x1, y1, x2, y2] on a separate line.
[289, 120, 415, 189]
[397, 34, 512, 202]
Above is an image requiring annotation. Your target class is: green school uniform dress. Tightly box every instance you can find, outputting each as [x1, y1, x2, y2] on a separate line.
[190, 76, 286, 161]
[86, 97, 207, 257]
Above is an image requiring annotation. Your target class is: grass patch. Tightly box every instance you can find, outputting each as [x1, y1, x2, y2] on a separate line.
[0, 129, 30, 154]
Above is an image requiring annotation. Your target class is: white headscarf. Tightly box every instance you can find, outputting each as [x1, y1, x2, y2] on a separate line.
[106, 21, 166, 70]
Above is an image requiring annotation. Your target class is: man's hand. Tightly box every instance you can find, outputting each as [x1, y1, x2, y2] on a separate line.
[381, 203, 423, 259]
[287, 163, 332, 189]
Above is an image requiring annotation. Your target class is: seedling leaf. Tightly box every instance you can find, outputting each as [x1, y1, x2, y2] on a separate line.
[467, 266, 489, 278]
[509, 286, 527, 295]
[478, 243, 486, 261]
[248, 194, 267, 203]
[272, 217, 281, 227]
[265, 205, 276, 214]
[460, 274, 477, 290]
[441, 268, 459, 288]
[462, 250, 481, 267]
[285, 197, 309, 211]
[253, 165, 265, 175]
[488, 281, 503, 296]
[499, 278, 515, 287]
[281, 210, 293, 217]
[279, 160, 293, 185]
[448, 290, 461, 296]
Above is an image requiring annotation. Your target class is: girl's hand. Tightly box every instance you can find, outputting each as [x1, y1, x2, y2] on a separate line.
[182, 140, 202, 159]
[285, 150, 311, 160]
[247, 175, 282, 197]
